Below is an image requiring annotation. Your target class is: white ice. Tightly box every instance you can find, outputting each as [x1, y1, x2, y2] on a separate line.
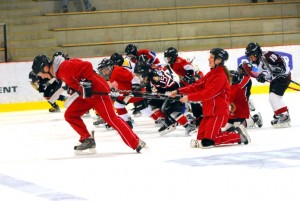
[0, 92, 300, 201]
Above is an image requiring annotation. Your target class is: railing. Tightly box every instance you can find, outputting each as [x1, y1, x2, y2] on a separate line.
[0, 23, 8, 62]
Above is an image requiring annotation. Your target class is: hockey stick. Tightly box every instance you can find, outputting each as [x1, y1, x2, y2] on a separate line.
[92, 90, 182, 101]
[243, 63, 300, 91]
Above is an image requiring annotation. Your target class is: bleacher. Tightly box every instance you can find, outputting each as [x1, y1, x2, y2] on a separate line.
[0, 0, 299, 61]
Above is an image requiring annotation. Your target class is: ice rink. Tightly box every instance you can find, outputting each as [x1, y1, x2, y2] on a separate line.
[1, 92, 300, 201]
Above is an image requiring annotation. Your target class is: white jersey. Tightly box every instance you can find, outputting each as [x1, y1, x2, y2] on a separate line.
[123, 57, 136, 74]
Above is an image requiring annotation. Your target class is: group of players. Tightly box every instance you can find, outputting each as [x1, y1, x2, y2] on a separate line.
[29, 42, 292, 153]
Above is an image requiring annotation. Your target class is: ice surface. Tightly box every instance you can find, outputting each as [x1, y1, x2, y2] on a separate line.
[0, 93, 300, 201]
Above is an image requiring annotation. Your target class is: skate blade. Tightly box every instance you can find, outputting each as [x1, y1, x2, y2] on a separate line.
[138, 145, 150, 153]
[272, 122, 291, 128]
[185, 128, 197, 136]
[75, 148, 97, 155]
[159, 125, 176, 136]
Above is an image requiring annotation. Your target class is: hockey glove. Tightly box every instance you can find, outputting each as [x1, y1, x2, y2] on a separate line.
[256, 73, 266, 83]
[109, 91, 120, 99]
[132, 84, 144, 97]
[80, 79, 92, 99]
[183, 70, 196, 84]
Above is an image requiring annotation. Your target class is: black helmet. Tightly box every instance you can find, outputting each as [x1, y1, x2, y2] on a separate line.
[110, 53, 124, 66]
[210, 48, 229, 65]
[32, 55, 50, 74]
[134, 60, 153, 78]
[230, 70, 241, 85]
[164, 47, 178, 64]
[245, 42, 262, 58]
[125, 44, 138, 57]
[52, 51, 70, 60]
[52, 51, 65, 58]
[97, 58, 114, 80]
[210, 48, 229, 64]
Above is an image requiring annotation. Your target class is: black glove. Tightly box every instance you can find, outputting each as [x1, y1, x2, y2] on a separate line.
[132, 83, 143, 92]
[29, 71, 38, 83]
[256, 73, 266, 83]
[183, 70, 196, 84]
[80, 79, 92, 98]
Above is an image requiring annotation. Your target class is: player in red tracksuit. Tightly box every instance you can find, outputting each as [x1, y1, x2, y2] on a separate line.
[169, 48, 250, 148]
[97, 55, 154, 128]
[222, 70, 253, 131]
[31, 54, 147, 154]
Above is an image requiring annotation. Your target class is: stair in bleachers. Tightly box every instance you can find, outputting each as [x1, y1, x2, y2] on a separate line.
[0, 0, 59, 61]
[44, 1, 300, 58]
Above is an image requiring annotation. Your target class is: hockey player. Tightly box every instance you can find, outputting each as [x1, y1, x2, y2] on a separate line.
[245, 42, 291, 127]
[164, 47, 203, 126]
[134, 60, 196, 136]
[236, 64, 263, 127]
[110, 52, 144, 117]
[97, 54, 151, 128]
[30, 56, 66, 112]
[222, 70, 263, 131]
[32, 54, 147, 154]
[124, 44, 161, 116]
[237, 63, 256, 111]
[169, 48, 250, 148]
[125, 44, 160, 65]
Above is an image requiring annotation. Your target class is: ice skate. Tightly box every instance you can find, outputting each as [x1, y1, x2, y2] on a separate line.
[154, 118, 164, 127]
[190, 139, 201, 148]
[105, 123, 113, 130]
[49, 106, 60, 113]
[186, 113, 195, 122]
[190, 139, 214, 148]
[136, 139, 148, 153]
[132, 108, 142, 117]
[93, 116, 106, 127]
[74, 131, 96, 155]
[158, 124, 176, 135]
[49, 102, 60, 113]
[184, 124, 196, 136]
[158, 116, 176, 135]
[271, 114, 291, 128]
[253, 112, 263, 128]
[235, 125, 251, 145]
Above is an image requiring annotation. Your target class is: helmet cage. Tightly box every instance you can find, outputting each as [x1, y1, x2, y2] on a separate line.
[134, 61, 152, 78]
[97, 59, 114, 80]
[164, 47, 178, 64]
